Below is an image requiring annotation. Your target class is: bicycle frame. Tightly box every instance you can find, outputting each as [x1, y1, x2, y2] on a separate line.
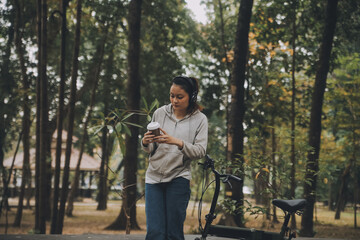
[196, 155, 307, 240]
[198, 160, 220, 239]
[197, 155, 244, 239]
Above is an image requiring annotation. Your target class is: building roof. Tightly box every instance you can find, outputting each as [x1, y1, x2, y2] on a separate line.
[3, 148, 101, 171]
[4, 131, 100, 171]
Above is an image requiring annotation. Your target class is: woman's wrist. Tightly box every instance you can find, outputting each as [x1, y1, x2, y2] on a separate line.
[177, 139, 184, 150]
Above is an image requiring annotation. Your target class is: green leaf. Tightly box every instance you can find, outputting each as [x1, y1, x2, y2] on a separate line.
[111, 109, 121, 119]
[122, 124, 132, 136]
[115, 123, 122, 133]
[114, 130, 126, 156]
[119, 136, 126, 155]
[98, 112, 105, 119]
[92, 125, 104, 136]
[124, 121, 143, 128]
[122, 113, 134, 122]
[106, 115, 116, 123]
[142, 97, 149, 110]
[149, 99, 159, 111]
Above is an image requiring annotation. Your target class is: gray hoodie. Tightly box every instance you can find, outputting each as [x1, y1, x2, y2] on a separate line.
[142, 104, 208, 183]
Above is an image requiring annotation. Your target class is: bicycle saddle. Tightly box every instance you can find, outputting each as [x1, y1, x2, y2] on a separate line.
[272, 199, 307, 213]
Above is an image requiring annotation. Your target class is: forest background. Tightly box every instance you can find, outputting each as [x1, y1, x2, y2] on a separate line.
[0, 0, 359, 238]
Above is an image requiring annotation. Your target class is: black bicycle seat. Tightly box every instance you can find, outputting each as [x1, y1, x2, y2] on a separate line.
[272, 199, 307, 213]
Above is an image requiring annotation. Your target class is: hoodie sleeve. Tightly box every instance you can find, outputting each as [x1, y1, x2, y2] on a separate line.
[180, 115, 208, 160]
[141, 108, 160, 153]
[141, 139, 154, 153]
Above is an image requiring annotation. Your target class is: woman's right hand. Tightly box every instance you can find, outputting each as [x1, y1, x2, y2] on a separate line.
[142, 131, 155, 146]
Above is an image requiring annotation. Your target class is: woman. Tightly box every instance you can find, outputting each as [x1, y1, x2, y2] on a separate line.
[141, 76, 208, 240]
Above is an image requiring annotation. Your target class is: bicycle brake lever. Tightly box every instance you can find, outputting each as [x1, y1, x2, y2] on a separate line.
[222, 176, 228, 183]
[198, 162, 208, 170]
[222, 177, 233, 188]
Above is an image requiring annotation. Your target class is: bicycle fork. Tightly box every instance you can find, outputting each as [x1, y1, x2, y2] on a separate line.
[199, 173, 220, 240]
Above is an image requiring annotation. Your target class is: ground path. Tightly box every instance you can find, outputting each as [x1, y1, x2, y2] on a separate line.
[0, 234, 349, 240]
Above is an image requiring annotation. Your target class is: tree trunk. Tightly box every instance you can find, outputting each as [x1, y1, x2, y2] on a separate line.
[95, 29, 110, 211]
[0, 1, 15, 217]
[106, 0, 142, 231]
[38, 0, 49, 234]
[0, 130, 23, 221]
[45, 20, 116, 147]
[334, 164, 350, 219]
[34, 0, 42, 232]
[97, 125, 109, 210]
[218, 0, 233, 180]
[271, 116, 278, 224]
[51, 0, 69, 233]
[227, 0, 253, 227]
[262, 132, 271, 220]
[352, 129, 358, 229]
[354, 158, 358, 229]
[45, 137, 52, 221]
[300, 0, 339, 236]
[253, 169, 261, 204]
[66, 26, 106, 217]
[45, 30, 112, 152]
[13, 0, 31, 227]
[0, 124, 6, 216]
[346, 81, 359, 229]
[328, 179, 334, 211]
[66, 83, 98, 216]
[56, 0, 82, 234]
[290, 0, 298, 230]
[25, 171, 32, 209]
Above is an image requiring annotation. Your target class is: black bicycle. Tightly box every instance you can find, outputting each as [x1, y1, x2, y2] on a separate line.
[195, 155, 307, 240]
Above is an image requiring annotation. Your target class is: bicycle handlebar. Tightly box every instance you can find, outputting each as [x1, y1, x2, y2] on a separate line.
[198, 155, 243, 238]
[200, 154, 243, 184]
[227, 175, 243, 183]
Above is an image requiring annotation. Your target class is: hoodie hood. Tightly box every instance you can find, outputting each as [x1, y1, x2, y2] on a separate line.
[163, 103, 200, 121]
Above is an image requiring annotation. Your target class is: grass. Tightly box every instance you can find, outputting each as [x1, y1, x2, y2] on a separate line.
[1, 198, 359, 239]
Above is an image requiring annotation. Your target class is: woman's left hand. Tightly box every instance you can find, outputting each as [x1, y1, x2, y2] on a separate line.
[154, 128, 184, 149]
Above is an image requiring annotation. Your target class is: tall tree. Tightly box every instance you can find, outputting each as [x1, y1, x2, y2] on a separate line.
[300, 0, 339, 236]
[37, 0, 50, 234]
[13, 0, 31, 227]
[270, 115, 278, 223]
[326, 54, 360, 224]
[34, 0, 42, 232]
[56, 0, 82, 234]
[0, 4, 16, 216]
[51, 0, 69, 233]
[66, 55, 101, 216]
[106, 0, 142, 231]
[290, 0, 298, 229]
[227, 0, 253, 227]
[217, 0, 234, 164]
[97, 113, 109, 210]
[94, 27, 109, 211]
[67, 23, 110, 216]
[334, 163, 351, 219]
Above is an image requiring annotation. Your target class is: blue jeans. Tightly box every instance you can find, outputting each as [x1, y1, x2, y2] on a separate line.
[145, 177, 191, 240]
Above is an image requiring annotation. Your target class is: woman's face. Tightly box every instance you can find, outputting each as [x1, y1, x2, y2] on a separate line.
[170, 84, 190, 113]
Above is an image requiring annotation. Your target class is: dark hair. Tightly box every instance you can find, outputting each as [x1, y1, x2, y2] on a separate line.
[172, 76, 203, 114]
